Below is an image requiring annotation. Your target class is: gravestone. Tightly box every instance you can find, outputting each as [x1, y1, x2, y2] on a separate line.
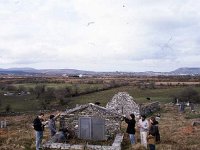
[179, 103, 185, 113]
[0, 120, 7, 128]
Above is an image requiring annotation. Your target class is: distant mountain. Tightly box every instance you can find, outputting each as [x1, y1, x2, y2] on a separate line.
[170, 67, 200, 75]
[7, 67, 36, 71]
[0, 67, 200, 76]
[0, 68, 96, 76]
[39, 69, 96, 75]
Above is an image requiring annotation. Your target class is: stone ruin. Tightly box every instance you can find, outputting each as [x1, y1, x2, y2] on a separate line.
[59, 103, 122, 138]
[43, 92, 160, 150]
[106, 92, 140, 117]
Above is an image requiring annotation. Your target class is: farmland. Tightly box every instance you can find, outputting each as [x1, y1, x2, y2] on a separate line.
[0, 75, 200, 149]
[0, 76, 200, 112]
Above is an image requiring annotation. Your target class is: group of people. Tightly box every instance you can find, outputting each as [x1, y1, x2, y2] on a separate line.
[32, 113, 60, 150]
[32, 112, 159, 150]
[124, 114, 160, 150]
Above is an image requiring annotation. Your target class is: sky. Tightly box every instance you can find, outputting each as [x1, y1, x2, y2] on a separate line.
[0, 0, 200, 72]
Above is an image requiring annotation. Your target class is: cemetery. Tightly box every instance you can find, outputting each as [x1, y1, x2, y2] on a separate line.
[43, 92, 160, 150]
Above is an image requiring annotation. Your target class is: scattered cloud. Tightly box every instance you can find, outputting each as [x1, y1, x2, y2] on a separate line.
[0, 0, 200, 71]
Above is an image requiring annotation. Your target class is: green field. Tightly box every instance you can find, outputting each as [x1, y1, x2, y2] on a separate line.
[68, 86, 200, 107]
[1, 85, 200, 112]
[13, 83, 104, 92]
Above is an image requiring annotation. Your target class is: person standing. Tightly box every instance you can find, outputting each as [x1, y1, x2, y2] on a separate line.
[138, 115, 149, 149]
[48, 113, 61, 137]
[124, 114, 136, 147]
[48, 115, 57, 137]
[148, 116, 160, 150]
[33, 113, 45, 150]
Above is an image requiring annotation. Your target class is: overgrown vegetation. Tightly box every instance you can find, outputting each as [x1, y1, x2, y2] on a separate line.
[1, 104, 199, 150]
[0, 76, 200, 112]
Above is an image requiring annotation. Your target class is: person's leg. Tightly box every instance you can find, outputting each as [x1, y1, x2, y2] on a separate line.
[129, 134, 135, 144]
[140, 132, 143, 145]
[141, 132, 147, 148]
[35, 131, 40, 150]
[143, 132, 148, 148]
[38, 131, 43, 149]
[149, 144, 155, 150]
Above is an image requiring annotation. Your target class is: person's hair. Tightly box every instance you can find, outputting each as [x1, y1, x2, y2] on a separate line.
[130, 113, 135, 119]
[50, 115, 55, 119]
[141, 114, 146, 119]
[39, 113, 44, 116]
[150, 116, 156, 123]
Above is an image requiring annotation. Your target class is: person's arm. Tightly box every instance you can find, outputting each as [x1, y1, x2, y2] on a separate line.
[149, 126, 156, 136]
[124, 116, 131, 124]
[54, 113, 61, 120]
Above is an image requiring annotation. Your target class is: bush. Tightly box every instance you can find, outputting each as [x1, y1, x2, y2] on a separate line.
[175, 87, 200, 103]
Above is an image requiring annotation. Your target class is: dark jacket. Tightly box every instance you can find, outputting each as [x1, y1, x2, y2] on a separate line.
[149, 122, 160, 142]
[33, 117, 44, 131]
[124, 117, 136, 134]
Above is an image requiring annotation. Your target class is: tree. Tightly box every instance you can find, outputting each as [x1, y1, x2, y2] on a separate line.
[17, 85, 27, 92]
[34, 84, 45, 99]
[44, 87, 55, 101]
[0, 99, 2, 108]
[54, 88, 67, 100]
[177, 87, 200, 103]
[5, 104, 11, 112]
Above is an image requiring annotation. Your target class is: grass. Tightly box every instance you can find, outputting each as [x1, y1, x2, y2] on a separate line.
[0, 101, 200, 150]
[0, 95, 39, 112]
[13, 83, 104, 91]
[1, 85, 200, 112]
[185, 113, 200, 119]
[122, 104, 200, 149]
[0, 84, 200, 111]
[67, 86, 200, 107]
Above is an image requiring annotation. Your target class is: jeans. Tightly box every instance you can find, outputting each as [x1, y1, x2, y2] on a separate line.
[36, 131, 43, 150]
[140, 131, 147, 148]
[149, 144, 156, 150]
[129, 134, 135, 144]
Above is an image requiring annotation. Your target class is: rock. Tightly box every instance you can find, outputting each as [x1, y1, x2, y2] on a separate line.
[192, 121, 200, 126]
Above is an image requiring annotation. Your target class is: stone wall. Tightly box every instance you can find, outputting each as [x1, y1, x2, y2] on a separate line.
[140, 101, 160, 116]
[43, 133, 124, 150]
[59, 103, 122, 138]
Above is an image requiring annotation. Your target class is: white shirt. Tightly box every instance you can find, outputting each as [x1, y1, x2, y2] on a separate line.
[138, 119, 149, 132]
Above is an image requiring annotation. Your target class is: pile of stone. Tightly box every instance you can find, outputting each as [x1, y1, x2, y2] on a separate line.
[106, 92, 140, 117]
[140, 101, 160, 116]
[43, 133, 124, 150]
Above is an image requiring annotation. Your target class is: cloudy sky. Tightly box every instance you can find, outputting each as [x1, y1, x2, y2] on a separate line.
[0, 0, 200, 72]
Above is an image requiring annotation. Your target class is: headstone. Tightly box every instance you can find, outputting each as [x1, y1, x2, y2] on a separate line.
[192, 121, 200, 126]
[0, 120, 7, 128]
[176, 99, 180, 105]
[179, 103, 185, 112]
[190, 103, 195, 112]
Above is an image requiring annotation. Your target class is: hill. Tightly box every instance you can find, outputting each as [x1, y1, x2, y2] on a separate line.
[170, 67, 200, 75]
[0, 67, 200, 76]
